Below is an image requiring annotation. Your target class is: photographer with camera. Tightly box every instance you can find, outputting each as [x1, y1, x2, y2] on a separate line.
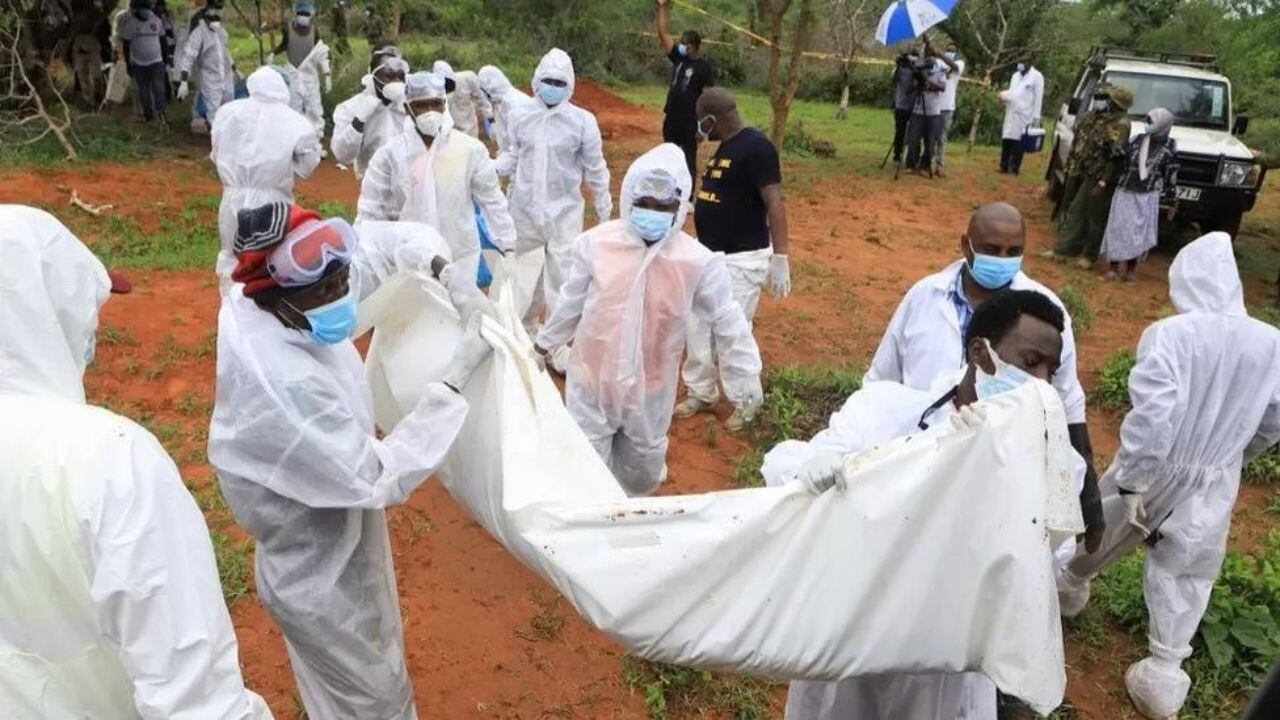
[890, 47, 920, 165]
[904, 36, 956, 176]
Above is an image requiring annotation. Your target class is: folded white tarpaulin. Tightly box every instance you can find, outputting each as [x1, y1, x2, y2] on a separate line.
[356, 273, 1083, 715]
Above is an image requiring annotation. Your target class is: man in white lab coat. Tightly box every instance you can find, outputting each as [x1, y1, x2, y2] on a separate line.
[999, 58, 1044, 175]
[1058, 233, 1280, 720]
[866, 202, 1104, 555]
[764, 288, 1079, 720]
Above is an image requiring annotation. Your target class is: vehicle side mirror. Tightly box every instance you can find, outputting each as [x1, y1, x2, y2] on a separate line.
[1067, 98, 1081, 115]
[1233, 115, 1250, 137]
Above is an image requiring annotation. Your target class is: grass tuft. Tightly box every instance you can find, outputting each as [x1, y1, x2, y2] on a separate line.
[621, 656, 777, 720]
[1094, 349, 1136, 411]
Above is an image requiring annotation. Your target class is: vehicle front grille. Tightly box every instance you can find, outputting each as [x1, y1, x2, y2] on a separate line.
[1178, 155, 1218, 185]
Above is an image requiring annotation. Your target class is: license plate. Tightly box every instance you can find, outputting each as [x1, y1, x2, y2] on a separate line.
[1176, 186, 1202, 201]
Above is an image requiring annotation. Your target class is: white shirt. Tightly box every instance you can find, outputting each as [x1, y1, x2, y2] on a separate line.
[941, 58, 966, 112]
[865, 259, 1087, 425]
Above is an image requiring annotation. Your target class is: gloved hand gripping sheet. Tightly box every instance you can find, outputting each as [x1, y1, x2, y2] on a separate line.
[356, 273, 1084, 716]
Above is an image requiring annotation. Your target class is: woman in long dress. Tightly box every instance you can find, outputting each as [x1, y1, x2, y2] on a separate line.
[1100, 107, 1179, 281]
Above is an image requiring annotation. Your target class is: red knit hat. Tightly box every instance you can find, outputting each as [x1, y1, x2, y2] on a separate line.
[232, 202, 321, 297]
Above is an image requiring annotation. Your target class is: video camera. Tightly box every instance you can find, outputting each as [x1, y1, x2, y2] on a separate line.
[896, 51, 937, 90]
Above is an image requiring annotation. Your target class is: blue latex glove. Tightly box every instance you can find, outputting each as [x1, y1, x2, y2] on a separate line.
[475, 202, 494, 289]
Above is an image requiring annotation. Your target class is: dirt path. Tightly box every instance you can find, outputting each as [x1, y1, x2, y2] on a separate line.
[3, 79, 1275, 719]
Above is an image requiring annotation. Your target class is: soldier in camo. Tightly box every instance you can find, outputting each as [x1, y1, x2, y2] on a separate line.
[1050, 84, 1134, 267]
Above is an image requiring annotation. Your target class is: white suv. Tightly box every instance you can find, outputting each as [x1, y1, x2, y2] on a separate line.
[1047, 48, 1266, 237]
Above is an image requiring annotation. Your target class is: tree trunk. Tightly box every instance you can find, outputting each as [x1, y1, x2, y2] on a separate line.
[768, 0, 813, 147]
[837, 57, 852, 120]
[967, 72, 992, 151]
[330, 5, 349, 54]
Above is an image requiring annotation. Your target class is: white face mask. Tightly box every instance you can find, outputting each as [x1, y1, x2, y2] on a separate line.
[208, 20, 222, 30]
[974, 339, 1036, 399]
[415, 111, 445, 137]
[380, 81, 405, 104]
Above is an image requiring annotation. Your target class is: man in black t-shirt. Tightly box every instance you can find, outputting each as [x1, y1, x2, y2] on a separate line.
[656, 0, 714, 184]
[677, 87, 791, 429]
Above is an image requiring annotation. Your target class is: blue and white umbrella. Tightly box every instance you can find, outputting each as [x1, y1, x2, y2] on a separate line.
[875, 0, 957, 46]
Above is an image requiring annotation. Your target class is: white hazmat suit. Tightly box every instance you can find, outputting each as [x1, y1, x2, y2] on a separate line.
[351, 219, 453, 300]
[1058, 232, 1280, 719]
[211, 67, 321, 279]
[0, 205, 272, 720]
[866, 259, 1087, 424]
[178, 17, 236, 132]
[358, 72, 515, 279]
[1001, 66, 1045, 141]
[497, 48, 612, 329]
[477, 64, 531, 154]
[536, 143, 761, 495]
[208, 263, 476, 718]
[295, 40, 332, 140]
[433, 60, 493, 138]
[331, 58, 413, 177]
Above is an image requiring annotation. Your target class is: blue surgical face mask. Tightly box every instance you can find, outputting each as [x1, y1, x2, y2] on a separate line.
[629, 207, 676, 244]
[295, 14, 312, 27]
[676, 43, 688, 58]
[945, 51, 957, 62]
[290, 286, 358, 345]
[537, 82, 569, 107]
[975, 339, 1036, 400]
[1016, 63, 1027, 73]
[967, 240, 1022, 290]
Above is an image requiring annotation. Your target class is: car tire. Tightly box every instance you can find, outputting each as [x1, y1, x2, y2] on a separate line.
[1046, 142, 1064, 203]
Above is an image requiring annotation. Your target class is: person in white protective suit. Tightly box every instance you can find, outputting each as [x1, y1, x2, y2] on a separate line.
[762, 288, 1081, 720]
[477, 64, 530, 154]
[357, 71, 516, 281]
[865, 202, 1105, 557]
[498, 47, 612, 365]
[0, 205, 273, 720]
[293, 40, 332, 142]
[350, 219, 453, 300]
[208, 200, 495, 719]
[433, 59, 494, 139]
[211, 66, 321, 280]
[177, 5, 235, 134]
[998, 57, 1044, 175]
[534, 143, 762, 495]
[331, 50, 412, 176]
[1056, 232, 1280, 720]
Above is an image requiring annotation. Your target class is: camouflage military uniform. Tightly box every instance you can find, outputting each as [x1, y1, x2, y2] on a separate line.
[1054, 86, 1133, 260]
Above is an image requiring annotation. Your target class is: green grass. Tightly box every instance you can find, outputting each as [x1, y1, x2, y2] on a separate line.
[621, 656, 778, 720]
[211, 528, 253, 608]
[1244, 446, 1280, 484]
[1058, 283, 1094, 333]
[1095, 349, 1137, 411]
[71, 194, 221, 271]
[728, 363, 863, 488]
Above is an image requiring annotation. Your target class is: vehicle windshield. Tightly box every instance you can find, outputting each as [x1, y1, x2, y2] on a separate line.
[1104, 71, 1230, 130]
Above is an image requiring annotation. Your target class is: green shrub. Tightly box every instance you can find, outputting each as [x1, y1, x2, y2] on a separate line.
[1058, 284, 1094, 333]
[783, 121, 815, 156]
[1248, 117, 1280, 170]
[762, 364, 863, 442]
[949, 86, 1006, 146]
[1244, 446, 1280, 485]
[1095, 349, 1137, 411]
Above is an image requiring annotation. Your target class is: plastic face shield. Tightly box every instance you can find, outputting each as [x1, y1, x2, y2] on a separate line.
[267, 218, 360, 287]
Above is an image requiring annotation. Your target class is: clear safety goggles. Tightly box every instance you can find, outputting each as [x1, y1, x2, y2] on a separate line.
[266, 218, 360, 287]
[630, 169, 683, 205]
